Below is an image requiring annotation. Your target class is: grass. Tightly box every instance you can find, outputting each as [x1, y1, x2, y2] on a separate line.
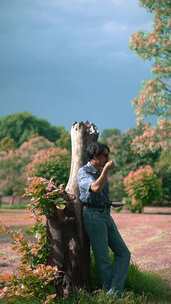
[0, 292, 149, 304]
[0, 204, 27, 210]
[89, 253, 171, 303]
[0, 299, 40, 304]
[0, 289, 168, 304]
[126, 263, 171, 302]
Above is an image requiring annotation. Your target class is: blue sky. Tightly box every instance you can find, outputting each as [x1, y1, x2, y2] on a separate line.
[0, 0, 153, 132]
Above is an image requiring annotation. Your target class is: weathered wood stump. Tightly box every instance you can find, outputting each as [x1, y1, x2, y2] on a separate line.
[46, 122, 99, 297]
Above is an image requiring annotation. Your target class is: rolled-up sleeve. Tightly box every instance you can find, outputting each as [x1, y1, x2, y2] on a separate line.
[77, 168, 94, 203]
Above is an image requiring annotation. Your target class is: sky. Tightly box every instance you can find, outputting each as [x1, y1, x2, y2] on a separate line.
[0, 0, 153, 132]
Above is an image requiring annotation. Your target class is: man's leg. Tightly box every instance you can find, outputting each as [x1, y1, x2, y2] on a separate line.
[83, 209, 112, 290]
[107, 215, 131, 294]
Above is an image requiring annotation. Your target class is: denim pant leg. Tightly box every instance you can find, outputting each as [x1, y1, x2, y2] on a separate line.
[83, 209, 112, 290]
[107, 215, 131, 293]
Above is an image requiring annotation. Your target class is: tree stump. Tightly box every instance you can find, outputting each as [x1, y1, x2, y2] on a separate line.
[46, 122, 99, 297]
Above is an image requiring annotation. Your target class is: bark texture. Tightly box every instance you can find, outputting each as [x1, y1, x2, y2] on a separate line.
[46, 122, 98, 297]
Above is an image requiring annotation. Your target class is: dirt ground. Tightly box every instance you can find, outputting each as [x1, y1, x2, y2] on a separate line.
[0, 207, 171, 286]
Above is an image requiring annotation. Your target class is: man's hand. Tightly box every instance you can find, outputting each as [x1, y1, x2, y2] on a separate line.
[104, 160, 115, 171]
[91, 160, 116, 193]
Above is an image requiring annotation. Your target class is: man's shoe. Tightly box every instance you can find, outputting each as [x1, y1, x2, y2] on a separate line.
[107, 288, 116, 295]
[107, 288, 122, 298]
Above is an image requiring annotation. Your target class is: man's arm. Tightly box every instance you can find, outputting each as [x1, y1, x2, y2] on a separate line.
[90, 160, 114, 192]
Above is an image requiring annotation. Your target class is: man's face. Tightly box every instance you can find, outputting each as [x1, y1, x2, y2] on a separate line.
[95, 149, 109, 169]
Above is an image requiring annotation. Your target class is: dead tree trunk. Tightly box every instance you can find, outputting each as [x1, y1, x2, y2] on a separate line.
[46, 122, 98, 297]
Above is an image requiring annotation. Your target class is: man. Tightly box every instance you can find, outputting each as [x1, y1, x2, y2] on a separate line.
[77, 142, 130, 296]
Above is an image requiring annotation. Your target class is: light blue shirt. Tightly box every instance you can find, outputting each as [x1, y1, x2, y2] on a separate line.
[77, 162, 111, 208]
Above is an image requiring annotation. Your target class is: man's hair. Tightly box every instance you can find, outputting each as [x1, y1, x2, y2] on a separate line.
[86, 142, 110, 161]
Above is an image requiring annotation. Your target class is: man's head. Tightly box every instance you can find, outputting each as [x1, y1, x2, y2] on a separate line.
[87, 142, 110, 170]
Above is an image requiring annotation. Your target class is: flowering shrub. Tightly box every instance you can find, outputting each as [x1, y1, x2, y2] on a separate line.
[0, 136, 54, 196]
[0, 272, 13, 289]
[0, 133, 74, 301]
[25, 177, 69, 216]
[123, 165, 162, 212]
[12, 222, 49, 267]
[0, 176, 75, 302]
[3, 264, 58, 303]
[0, 219, 55, 303]
[26, 147, 70, 186]
[1, 202, 61, 302]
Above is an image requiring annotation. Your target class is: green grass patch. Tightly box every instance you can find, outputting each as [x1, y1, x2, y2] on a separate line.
[0, 291, 159, 304]
[126, 263, 171, 303]
[48, 290, 149, 304]
[89, 253, 171, 303]
[0, 203, 27, 210]
[0, 298, 40, 304]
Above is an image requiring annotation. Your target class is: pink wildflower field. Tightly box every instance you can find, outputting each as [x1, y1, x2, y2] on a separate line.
[0, 208, 171, 286]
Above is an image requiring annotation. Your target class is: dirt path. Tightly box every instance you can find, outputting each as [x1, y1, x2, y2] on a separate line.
[0, 208, 171, 285]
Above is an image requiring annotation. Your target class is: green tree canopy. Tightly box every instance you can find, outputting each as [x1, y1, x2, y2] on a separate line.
[100, 128, 121, 141]
[155, 150, 171, 203]
[0, 136, 15, 152]
[0, 112, 67, 147]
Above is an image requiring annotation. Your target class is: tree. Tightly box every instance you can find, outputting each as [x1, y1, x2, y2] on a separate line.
[27, 147, 70, 185]
[0, 112, 66, 147]
[0, 136, 15, 152]
[100, 126, 160, 201]
[100, 128, 121, 142]
[155, 150, 171, 204]
[55, 128, 71, 151]
[129, 0, 171, 154]
[0, 136, 54, 196]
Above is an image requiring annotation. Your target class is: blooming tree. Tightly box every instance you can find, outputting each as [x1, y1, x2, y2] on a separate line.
[129, 0, 171, 154]
[0, 136, 54, 196]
